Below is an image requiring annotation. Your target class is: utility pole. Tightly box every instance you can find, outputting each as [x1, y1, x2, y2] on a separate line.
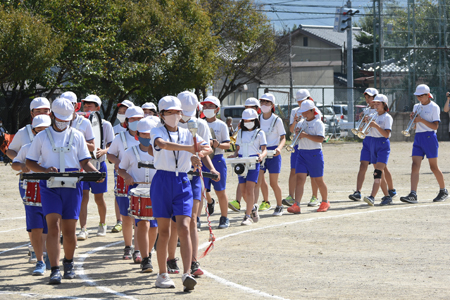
[288, 28, 294, 119]
[346, 0, 354, 125]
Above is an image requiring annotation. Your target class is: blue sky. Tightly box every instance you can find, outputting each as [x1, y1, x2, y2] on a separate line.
[257, 0, 375, 30]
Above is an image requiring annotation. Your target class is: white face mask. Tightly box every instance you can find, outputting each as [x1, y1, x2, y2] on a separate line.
[261, 105, 272, 113]
[55, 120, 69, 130]
[181, 115, 191, 122]
[128, 120, 139, 131]
[117, 114, 126, 123]
[164, 114, 182, 127]
[203, 109, 216, 119]
[244, 121, 255, 130]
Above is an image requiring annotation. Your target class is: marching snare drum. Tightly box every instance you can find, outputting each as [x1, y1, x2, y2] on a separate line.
[23, 179, 41, 206]
[128, 188, 154, 220]
[114, 174, 129, 197]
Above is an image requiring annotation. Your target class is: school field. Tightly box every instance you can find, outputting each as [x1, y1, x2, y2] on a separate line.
[1, 141, 450, 299]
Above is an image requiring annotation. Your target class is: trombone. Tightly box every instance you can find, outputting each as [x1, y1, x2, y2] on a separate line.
[351, 105, 370, 135]
[357, 113, 378, 139]
[286, 122, 307, 153]
[402, 105, 422, 137]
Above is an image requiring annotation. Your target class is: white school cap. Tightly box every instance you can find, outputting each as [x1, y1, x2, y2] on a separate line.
[242, 108, 258, 120]
[244, 97, 260, 107]
[298, 100, 316, 113]
[117, 100, 134, 108]
[125, 107, 144, 119]
[30, 97, 51, 110]
[177, 91, 198, 117]
[52, 98, 74, 121]
[363, 88, 378, 96]
[60, 91, 77, 104]
[200, 96, 221, 108]
[259, 93, 276, 104]
[372, 94, 388, 104]
[142, 102, 157, 110]
[295, 89, 310, 101]
[414, 84, 430, 96]
[82, 95, 102, 106]
[158, 96, 182, 111]
[137, 117, 158, 133]
[32, 114, 52, 128]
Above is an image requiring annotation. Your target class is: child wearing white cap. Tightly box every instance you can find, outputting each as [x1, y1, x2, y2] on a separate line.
[229, 108, 267, 225]
[26, 97, 103, 284]
[287, 100, 329, 214]
[11, 115, 52, 276]
[113, 100, 135, 135]
[349, 88, 397, 202]
[118, 117, 159, 273]
[256, 93, 286, 216]
[77, 95, 114, 240]
[284, 89, 321, 208]
[400, 84, 448, 203]
[200, 96, 231, 229]
[361, 94, 394, 206]
[107, 106, 144, 262]
[150, 95, 210, 291]
[142, 102, 158, 117]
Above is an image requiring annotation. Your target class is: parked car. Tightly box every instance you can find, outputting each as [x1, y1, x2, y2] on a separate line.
[333, 104, 348, 123]
[316, 105, 341, 136]
[220, 105, 245, 129]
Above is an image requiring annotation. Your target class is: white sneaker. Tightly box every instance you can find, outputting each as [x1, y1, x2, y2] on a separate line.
[182, 273, 197, 291]
[241, 215, 253, 226]
[77, 229, 89, 241]
[29, 250, 37, 263]
[251, 204, 260, 223]
[97, 223, 107, 237]
[272, 205, 284, 216]
[155, 273, 175, 288]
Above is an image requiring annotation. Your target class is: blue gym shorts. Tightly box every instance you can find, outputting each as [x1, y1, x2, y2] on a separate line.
[135, 219, 158, 227]
[412, 131, 439, 159]
[238, 155, 261, 184]
[360, 136, 372, 162]
[261, 146, 282, 174]
[370, 137, 390, 165]
[19, 180, 25, 200]
[83, 161, 108, 194]
[117, 196, 130, 217]
[39, 169, 83, 220]
[189, 175, 202, 201]
[202, 154, 227, 192]
[290, 145, 299, 169]
[295, 149, 324, 178]
[25, 205, 48, 234]
[150, 170, 193, 219]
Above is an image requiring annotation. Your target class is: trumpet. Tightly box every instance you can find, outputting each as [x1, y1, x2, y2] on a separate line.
[286, 122, 307, 153]
[402, 106, 422, 137]
[351, 105, 370, 135]
[357, 113, 378, 139]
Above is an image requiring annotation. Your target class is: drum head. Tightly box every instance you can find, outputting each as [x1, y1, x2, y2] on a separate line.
[89, 112, 103, 159]
[131, 187, 150, 197]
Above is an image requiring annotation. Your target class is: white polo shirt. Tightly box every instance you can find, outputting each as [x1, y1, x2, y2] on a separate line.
[8, 125, 34, 153]
[259, 114, 286, 147]
[296, 118, 325, 150]
[367, 112, 393, 138]
[414, 101, 441, 133]
[207, 119, 230, 156]
[236, 129, 267, 157]
[108, 130, 139, 161]
[150, 126, 205, 173]
[26, 127, 91, 170]
[113, 123, 127, 135]
[73, 114, 95, 141]
[119, 146, 156, 184]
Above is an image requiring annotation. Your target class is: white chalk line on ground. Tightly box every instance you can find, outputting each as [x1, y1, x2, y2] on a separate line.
[0, 243, 30, 255]
[0, 216, 25, 221]
[0, 291, 101, 300]
[198, 203, 450, 300]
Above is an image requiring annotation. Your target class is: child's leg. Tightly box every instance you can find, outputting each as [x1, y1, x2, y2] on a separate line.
[133, 223, 140, 252]
[254, 170, 264, 204]
[190, 200, 201, 261]
[314, 176, 328, 201]
[61, 219, 77, 261]
[148, 227, 158, 254]
[167, 220, 177, 260]
[45, 213, 61, 267]
[137, 220, 150, 258]
[311, 177, 318, 198]
[384, 166, 395, 191]
[30, 228, 44, 262]
[155, 218, 170, 274]
[288, 168, 296, 197]
[294, 173, 307, 204]
[269, 173, 282, 207]
[370, 163, 386, 197]
[174, 215, 192, 274]
[235, 185, 242, 202]
[428, 157, 445, 189]
[240, 182, 252, 216]
[356, 161, 369, 191]
[411, 156, 423, 191]
[215, 190, 229, 218]
[258, 170, 270, 203]
[122, 215, 134, 248]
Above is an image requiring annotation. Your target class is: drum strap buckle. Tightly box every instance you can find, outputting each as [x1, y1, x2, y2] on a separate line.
[47, 177, 78, 188]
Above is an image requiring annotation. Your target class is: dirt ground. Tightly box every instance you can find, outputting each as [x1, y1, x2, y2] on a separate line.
[1, 141, 450, 299]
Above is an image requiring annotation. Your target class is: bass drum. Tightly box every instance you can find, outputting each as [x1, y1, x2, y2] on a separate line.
[89, 111, 104, 159]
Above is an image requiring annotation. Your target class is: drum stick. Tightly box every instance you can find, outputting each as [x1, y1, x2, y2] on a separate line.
[137, 162, 219, 180]
[20, 172, 106, 181]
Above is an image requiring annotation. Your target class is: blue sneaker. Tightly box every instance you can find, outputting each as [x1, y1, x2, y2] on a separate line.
[32, 261, 46, 276]
[63, 261, 76, 279]
[44, 253, 51, 270]
[49, 269, 62, 284]
[363, 195, 375, 206]
[389, 189, 397, 198]
[380, 196, 393, 206]
[218, 216, 230, 229]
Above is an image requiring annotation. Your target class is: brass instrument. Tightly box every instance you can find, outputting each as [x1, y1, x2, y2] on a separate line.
[286, 122, 307, 153]
[351, 105, 370, 136]
[357, 113, 378, 139]
[229, 129, 239, 151]
[402, 106, 422, 137]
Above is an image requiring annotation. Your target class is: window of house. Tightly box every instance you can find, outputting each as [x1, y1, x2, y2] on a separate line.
[303, 37, 308, 47]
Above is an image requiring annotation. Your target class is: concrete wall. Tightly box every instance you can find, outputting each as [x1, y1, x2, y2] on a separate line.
[389, 112, 449, 142]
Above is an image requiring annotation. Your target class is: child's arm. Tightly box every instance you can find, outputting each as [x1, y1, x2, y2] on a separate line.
[228, 145, 240, 158]
[414, 117, 439, 131]
[12, 162, 29, 173]
[258, 145, 267, 162]
[299, 132, 324, 143]
[369, 121, 391, 138]
[155, 138, 208, 154]
[118, 168, 134, 186]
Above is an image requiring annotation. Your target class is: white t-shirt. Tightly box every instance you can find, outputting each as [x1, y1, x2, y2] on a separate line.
[13, 143, 34, 169]
[108, 130, 139, 161]
[296, 118, 325, 150]
[113, 123, 127, 135]
[259, 114, 286, 147]
[151, 126, 205, 173]
[73, 114, 95, 141]
[207, 119, 230, 156]
[414, 101, 441, 133]
[178, 117, 212, 142]
[367, 112, 393, 138]
[9, 125, 34, 153]
[236, 129, 267, 157]
[290, 107, 322, 125]
[119, 146, 156, 184]
[91, 119, 114, 165]
[26, 127, 91, 170]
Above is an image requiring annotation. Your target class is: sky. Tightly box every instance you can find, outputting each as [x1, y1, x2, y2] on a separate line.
[256, 0, 376, 30]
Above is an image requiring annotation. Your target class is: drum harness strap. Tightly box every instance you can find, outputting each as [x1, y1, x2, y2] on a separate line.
[237, 129, 260, 158]
[26, 125, 34, 143]
[75, 116, 83, 130]
[45, 127, 75, 172]
[119, 131, 128, 151]
[132, 145, 150, 184]
[259, 115, 278, 134]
